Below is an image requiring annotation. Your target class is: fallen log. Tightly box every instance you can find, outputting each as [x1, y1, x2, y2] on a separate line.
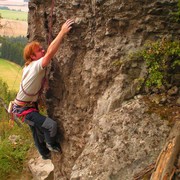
[150, 120, 180, 180]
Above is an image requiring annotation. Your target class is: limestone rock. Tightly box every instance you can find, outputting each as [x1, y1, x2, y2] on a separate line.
[27, 0, 180, 179]
[28, 155, 54, 180]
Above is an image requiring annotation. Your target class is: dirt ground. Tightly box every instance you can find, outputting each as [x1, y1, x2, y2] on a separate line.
[0, 19, 28, 37]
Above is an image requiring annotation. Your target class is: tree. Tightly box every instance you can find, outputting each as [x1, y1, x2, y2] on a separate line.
[0, 36, 27, 66]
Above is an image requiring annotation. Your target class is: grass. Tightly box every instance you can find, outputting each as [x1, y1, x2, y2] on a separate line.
[0, 59, 33, 180]
[0, 58, 22, 91]
[0, 10, 27, 21]
[0, 121, 33, 180]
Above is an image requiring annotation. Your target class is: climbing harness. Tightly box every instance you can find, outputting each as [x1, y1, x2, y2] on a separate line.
[12, 103, 38, 122]
[8, 100, 39, 126]
[8, 67, 46, 125]
[20, 73, 46, 97]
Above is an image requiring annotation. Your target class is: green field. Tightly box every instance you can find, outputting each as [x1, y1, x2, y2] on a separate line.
[0, 58, 22, 91]
[0, 9, 27, 21]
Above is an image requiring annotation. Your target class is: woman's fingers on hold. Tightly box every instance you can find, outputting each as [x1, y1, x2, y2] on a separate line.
[66, 19, 74, 26]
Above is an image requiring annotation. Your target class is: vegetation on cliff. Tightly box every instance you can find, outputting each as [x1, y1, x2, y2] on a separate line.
[133, 39, 180, 91]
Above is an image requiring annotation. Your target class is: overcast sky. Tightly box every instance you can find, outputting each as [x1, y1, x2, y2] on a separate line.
[6, 0, 25, 2]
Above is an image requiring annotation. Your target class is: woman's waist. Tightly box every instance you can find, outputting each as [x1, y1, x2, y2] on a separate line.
[16, 92, 38, 104]
[14, 99, 37, 107]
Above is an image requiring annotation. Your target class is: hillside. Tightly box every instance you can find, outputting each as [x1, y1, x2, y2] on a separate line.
[0, 10, 28, 37]
[0, 9, 27, 21]
[0, 58, 22, 91]
[0, 19, 27, 37]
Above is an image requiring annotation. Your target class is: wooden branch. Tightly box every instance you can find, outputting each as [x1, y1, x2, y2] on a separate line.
[133, 163, 155, 180]
[150, 121, 180, 180]
[0, 97, 8, 111]
[0, 98, 22, 127]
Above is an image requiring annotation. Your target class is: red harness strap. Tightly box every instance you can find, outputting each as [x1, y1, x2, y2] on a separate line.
[14, 108, 38, 122]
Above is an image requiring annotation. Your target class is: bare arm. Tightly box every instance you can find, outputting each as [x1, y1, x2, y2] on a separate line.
[42, 19, 74, 68]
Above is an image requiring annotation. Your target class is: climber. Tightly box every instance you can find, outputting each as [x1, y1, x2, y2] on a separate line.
[12, 19, 74, 160]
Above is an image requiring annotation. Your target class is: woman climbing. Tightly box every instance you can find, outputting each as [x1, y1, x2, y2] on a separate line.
[12, 19, 74, 159]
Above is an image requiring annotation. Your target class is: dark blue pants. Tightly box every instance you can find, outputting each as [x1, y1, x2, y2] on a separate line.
[25, 111, 58, 157]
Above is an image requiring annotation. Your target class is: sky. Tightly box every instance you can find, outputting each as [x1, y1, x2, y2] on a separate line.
[4, 0, 27, 3]
[8, 0, 24, 2]
[7, 0, 25, 2]
[0, 0, 28, 12]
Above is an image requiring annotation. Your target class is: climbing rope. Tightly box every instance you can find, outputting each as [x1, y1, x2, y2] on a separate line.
[36, 0, 55, 109]
[11, 63, 23, 91]
[48, 0, 55, 45]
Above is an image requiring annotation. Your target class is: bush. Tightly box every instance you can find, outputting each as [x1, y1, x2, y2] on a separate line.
[144, 40, 179, 87]
[0, 79, 32, 179]
[0, 122, 32, 180]
[133, 39, 180, 89]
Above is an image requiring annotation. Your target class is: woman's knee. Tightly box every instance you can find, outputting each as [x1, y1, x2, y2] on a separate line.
[41, 117, 57, 137]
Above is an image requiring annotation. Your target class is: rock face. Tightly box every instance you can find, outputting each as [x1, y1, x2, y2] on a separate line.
[27, 0, 179, 179]
[70, 96, 171, 179]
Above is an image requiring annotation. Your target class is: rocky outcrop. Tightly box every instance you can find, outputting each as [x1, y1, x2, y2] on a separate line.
[27, 0, 180, 179]
[28, 155, 54, 180]
[70, 96, 171, 179]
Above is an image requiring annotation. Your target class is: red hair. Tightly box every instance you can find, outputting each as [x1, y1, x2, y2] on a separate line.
[23, 41, 41, 66]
